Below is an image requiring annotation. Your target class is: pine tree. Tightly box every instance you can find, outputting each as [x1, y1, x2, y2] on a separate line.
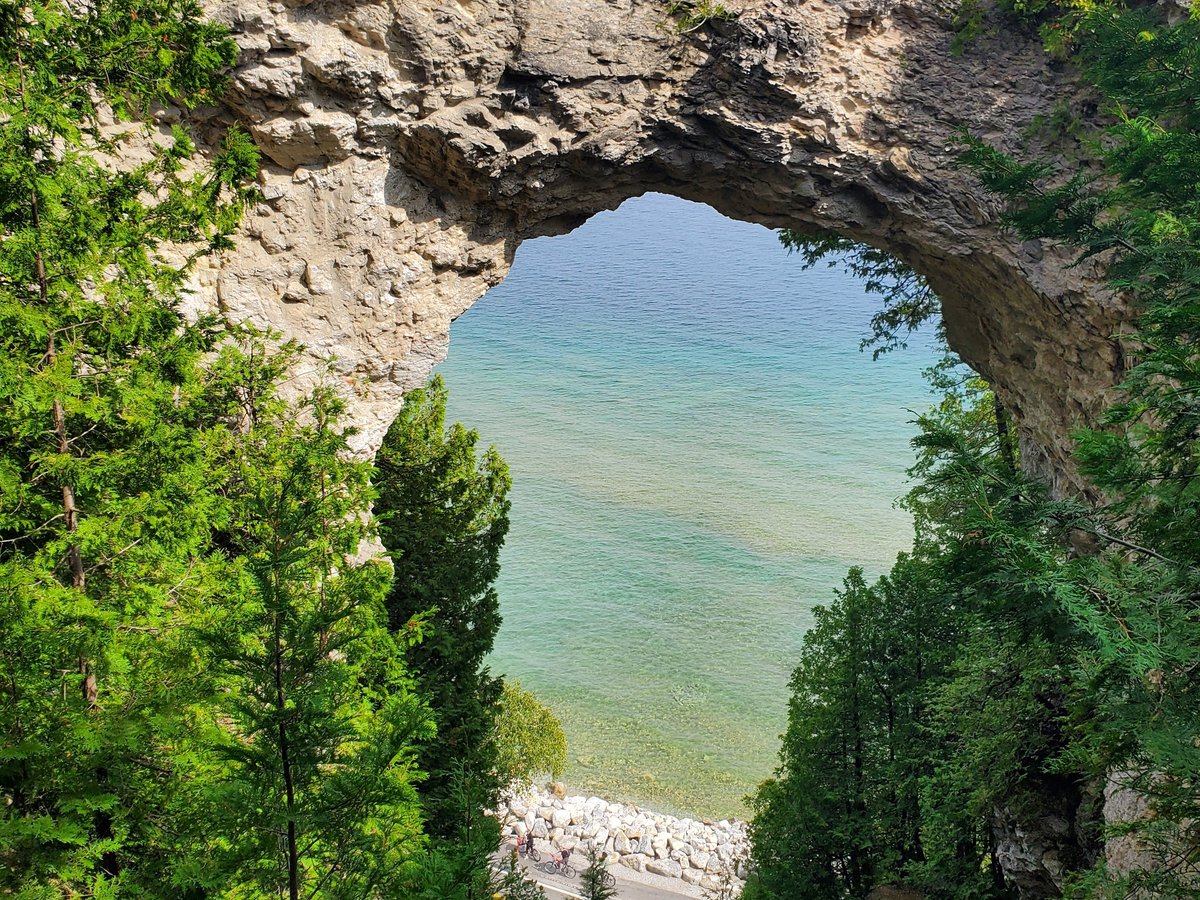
[491, 849, 549, 900]
[374, 373, 512, 837]
[745, 364, 1075, 899]
[958, 7, 1200, 892]
[0, 0, 256, 891]
[398, 761, 504, 900]
[185, 333, 433, 899]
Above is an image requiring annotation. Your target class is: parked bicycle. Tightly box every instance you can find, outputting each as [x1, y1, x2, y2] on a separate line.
[586, 846, 617, 888]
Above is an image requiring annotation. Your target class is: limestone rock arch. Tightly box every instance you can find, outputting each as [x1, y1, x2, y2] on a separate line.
[201, 0, 1123, 492]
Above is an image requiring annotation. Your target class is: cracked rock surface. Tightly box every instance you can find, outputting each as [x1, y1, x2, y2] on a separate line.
[197, 0, 1121, 482]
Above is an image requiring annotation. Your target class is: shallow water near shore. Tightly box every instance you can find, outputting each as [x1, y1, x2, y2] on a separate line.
[436, 193, 939, 818]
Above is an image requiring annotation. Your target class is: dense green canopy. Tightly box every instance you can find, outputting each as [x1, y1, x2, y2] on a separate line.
[748, 6, 1200, 898]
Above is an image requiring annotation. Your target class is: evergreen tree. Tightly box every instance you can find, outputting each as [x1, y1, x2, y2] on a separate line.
[746, 559, 966, 900]
[957, 6, 1200, 894]
[374, 373, 512, 837]
[491, 850, 549, 900]
[746, 364, 1083, 899]
[184, 333, 432, 899]
[0, 0, 256, 891]
[398, 761, 503, 900]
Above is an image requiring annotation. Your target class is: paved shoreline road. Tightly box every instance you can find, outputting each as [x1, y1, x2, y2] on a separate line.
[501, 841, 703, 900]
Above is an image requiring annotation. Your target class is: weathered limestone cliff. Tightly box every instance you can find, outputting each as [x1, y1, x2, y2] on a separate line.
[197, 0, 1122, 492]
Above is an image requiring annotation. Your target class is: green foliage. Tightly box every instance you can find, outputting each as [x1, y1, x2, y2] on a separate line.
[0, 3, 470, 895]
[374, 373, 513, 838]
[492, 849, 549, 900]
[180, 332, 432, 899]
[398, 763, 506, 900]
[0, 0, 257, 892]
[753, 3, 1200, 895]
[578, 844, 618, 900]
[495, 680, 568, 785]
[956, 6, 1200, 895]
[665, 0, 740, 33]
[948, 0, 1075, 55]
[496, 681, 567, 785]
[760, 5, 1200, 897]
[778, 230, 941, 359]
[748, 555, 993, 900]
[746, 361, 1092, 899]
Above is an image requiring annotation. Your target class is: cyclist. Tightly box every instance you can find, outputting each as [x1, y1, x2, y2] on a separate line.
[559, 845, 572, 868]
[523, 832, 535, 856]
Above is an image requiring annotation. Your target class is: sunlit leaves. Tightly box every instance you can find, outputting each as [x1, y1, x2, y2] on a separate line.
[0, 0, 256, 892]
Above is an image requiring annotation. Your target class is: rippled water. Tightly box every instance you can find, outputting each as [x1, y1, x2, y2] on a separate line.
[436, 194, 938, 818]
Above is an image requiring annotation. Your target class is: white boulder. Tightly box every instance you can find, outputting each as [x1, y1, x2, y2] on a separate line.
[646, 859, 683, 879]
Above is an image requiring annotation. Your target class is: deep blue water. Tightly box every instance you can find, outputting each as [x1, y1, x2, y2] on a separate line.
[436, 193, 938, 817]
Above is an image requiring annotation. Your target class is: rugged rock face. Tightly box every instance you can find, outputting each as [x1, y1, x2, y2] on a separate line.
[197, 0, 1124, 486]
[992, 777, 1104, 899]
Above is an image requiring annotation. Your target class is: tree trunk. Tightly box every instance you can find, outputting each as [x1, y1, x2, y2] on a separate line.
[994, 394, 1018, 478]
[17, 33, 112, 874]
[274, 611, 300, 900]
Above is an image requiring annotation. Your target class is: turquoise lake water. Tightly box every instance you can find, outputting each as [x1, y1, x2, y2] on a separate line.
[436, 194, 939, 818]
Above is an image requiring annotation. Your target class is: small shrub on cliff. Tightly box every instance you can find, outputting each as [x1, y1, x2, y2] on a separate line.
[665, 0, 739, 33]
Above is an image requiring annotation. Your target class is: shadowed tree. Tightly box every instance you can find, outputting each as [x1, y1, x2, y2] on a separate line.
[579, 843, 619, 900]
[374, 373, 512, 837]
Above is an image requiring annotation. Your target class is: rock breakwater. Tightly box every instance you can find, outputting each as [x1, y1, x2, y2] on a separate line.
[496, 785, 749, 891]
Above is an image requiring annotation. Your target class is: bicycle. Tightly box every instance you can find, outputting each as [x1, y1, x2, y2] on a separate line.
[537, 857, 575, 879]
[589, 848, 617, 888]
[519, 842, 541, 863]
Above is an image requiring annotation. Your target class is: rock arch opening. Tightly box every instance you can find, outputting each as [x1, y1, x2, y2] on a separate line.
[435, 192, 938, 818]
[196, 0, 1144, 885]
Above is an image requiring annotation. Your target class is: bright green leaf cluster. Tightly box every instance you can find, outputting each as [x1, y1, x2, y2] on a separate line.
[495, 679, 568, 785]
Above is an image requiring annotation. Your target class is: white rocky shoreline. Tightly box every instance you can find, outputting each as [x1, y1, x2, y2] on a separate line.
[494, 784, 749, 893]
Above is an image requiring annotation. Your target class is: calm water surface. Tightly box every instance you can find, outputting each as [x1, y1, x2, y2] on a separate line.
[436, 194, 938, 818]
